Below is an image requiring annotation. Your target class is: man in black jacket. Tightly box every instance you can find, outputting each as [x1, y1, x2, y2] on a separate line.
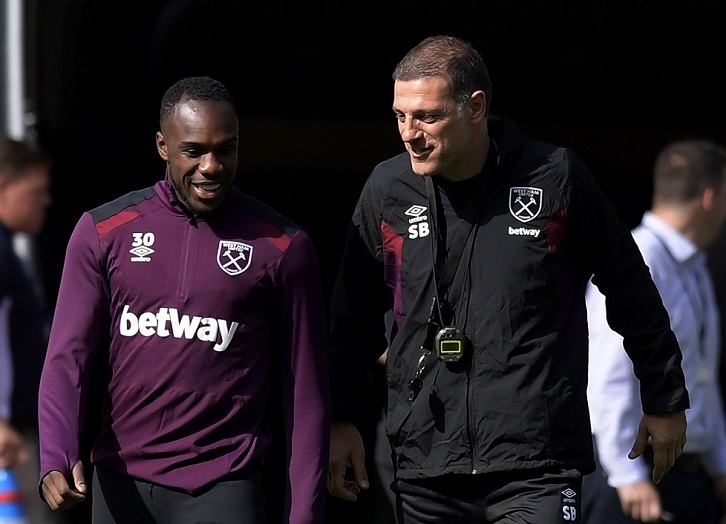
[326, 35, 689, 523]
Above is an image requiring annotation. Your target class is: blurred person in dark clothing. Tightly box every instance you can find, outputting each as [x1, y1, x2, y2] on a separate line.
[0, 136, 53, 523]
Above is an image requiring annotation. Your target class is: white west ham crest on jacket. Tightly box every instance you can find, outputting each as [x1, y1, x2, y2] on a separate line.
[217, 240, 253, 275]
[509, 187, 543, 223]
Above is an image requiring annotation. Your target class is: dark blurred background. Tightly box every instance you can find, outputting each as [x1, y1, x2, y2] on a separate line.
[28, 0, 726, 308]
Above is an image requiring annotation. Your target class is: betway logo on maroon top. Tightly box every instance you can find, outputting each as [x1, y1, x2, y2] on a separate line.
[119, 304, 238, 352]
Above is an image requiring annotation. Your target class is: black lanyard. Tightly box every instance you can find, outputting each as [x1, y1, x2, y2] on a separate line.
[424, 140, 499, 323]
[425, 175, 484, 323]
[408, 141, 500, 401]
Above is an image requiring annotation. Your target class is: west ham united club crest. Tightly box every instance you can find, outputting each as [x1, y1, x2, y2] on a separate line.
[509, 187, 543, 223]
[217, 240, 253, 276]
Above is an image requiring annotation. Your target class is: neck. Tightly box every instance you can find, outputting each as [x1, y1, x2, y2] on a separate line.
[651, 205, 708, 249]
[439, 134, 493, 182]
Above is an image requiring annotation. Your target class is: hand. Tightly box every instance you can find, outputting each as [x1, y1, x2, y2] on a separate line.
[327, 421, 369, 501]
[41, 461, 87, 511]
[616, 480, 662, 522]
[628, 411, 686, 484]
[0, 419, 29, 468]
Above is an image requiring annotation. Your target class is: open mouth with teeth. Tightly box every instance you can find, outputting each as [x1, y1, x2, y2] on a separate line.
[408, 144, 432, 158]
[189, 181, 225, 205]
[192, 181, 222, 194]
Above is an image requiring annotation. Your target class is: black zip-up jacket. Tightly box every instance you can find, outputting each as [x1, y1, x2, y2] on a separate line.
[328, 116, 689, 479]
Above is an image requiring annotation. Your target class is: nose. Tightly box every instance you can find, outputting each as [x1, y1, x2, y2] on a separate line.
[198, 152, 221, 175]
[399, 119, 421, 143]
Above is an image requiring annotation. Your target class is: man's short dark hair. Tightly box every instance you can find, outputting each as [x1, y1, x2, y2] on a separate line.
[392, 35, 493, 111]
[159, 76, 236, 128]
[0, 136, 50, 180]
[653, 139, 726, 205]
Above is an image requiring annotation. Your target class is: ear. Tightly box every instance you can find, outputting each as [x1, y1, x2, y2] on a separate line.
[467, 90, 487, 124]
[156, 131, 169, 161]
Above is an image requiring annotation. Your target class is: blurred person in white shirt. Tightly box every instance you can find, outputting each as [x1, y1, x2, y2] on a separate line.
[584, 139, 726, 523]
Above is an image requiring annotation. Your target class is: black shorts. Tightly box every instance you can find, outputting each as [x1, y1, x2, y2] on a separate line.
[91, 463, 268, 524]
[395, 468, 583, 523]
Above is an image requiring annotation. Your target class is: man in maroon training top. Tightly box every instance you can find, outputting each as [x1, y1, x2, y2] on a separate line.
[38, 76, 329, 524]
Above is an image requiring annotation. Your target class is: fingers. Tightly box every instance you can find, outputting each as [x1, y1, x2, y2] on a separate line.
[628, 425, 649, 460]
[327, 457, 369, 501]
[327, 461, 357, 501]
[630, 500, 662, 522]
[72, 461, 88, 494]
[679, 434, 687, 457]
[349, 441, 369, 492]
[41, 471, 68, 511]
[327, 471, 362, 501]
[41, 470, 86, 511]
[633, 412, 687, 484]
[0, 423, 29, 468]
[327, 421, 370, 501]
[650, 442, 677, 485]
[0, 446, 27, 468]
[617, 481, 662, 522]
[623, 498, 661, 522]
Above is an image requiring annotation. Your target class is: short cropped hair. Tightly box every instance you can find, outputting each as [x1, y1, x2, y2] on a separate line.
[652, 139, 726, 206]
[392, 35, 493, 112]
[159, 76, 236, 128]
[0, 136, 50, 180]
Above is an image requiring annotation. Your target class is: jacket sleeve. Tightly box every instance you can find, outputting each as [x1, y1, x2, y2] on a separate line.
[38, 212, 110, 482]
[275, 229, 330, 524]
[567, 152, 690, 414]
[327, 177, 391, 424]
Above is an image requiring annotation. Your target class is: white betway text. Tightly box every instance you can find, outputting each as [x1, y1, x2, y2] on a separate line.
[120, 304, 239, 352]
[508, 226, 540, 237]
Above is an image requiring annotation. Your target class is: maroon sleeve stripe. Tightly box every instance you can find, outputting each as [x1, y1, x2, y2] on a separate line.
[95, 210, 141, 238]
[248, 220, 292, 252]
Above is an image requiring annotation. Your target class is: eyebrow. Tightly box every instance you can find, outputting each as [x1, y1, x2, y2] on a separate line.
[178, 136, 238, 148]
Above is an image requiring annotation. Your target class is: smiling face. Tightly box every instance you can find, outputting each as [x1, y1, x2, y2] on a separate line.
[393, 76, 488, 182]
[156, 97, 239, 215]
